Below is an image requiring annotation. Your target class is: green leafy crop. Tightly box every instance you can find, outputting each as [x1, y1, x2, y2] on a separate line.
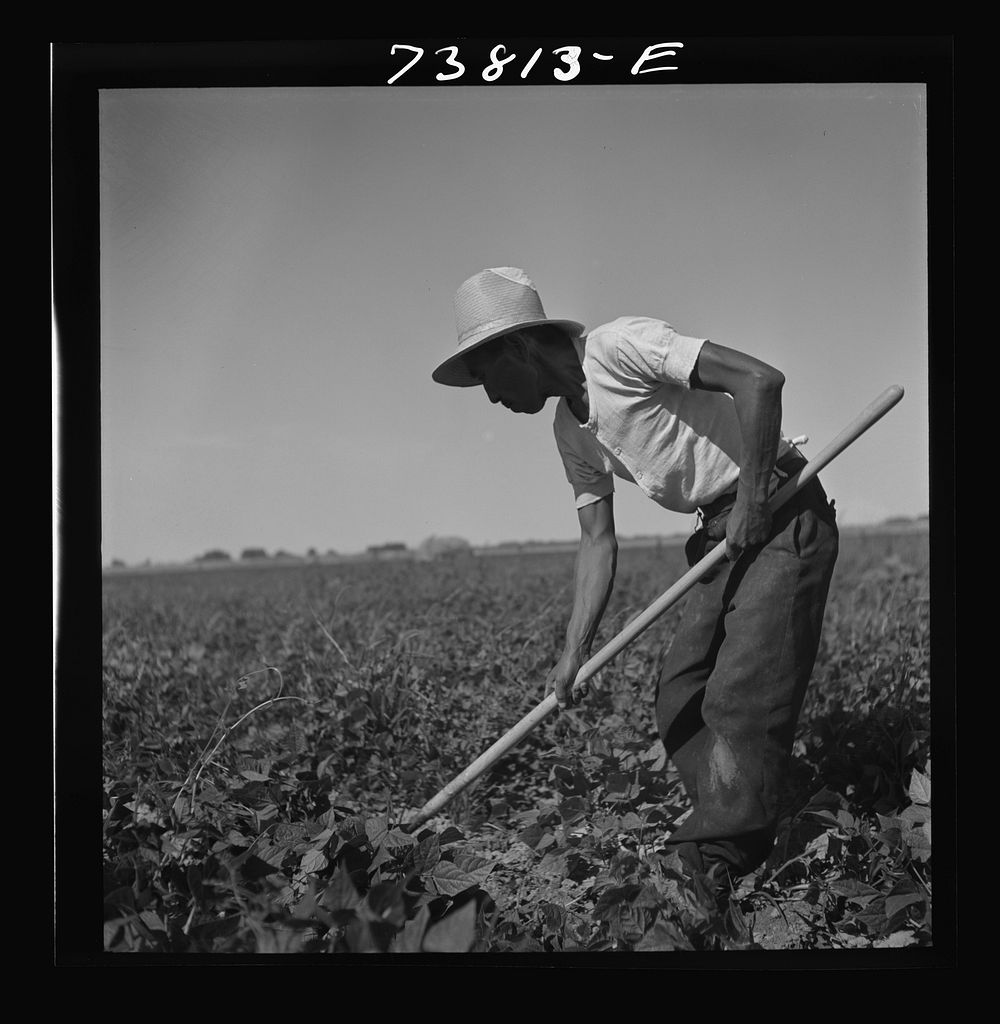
[102, 531, 933, 953]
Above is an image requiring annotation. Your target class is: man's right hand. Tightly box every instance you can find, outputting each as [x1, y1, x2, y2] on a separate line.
[545, 650, 588, 710]
[548, 493, 617, 711]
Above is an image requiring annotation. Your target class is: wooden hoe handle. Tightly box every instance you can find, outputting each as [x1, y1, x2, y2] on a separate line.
[404, 385, 905, 832]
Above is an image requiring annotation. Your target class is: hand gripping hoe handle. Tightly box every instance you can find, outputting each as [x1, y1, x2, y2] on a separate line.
[404, 385, 905, 832]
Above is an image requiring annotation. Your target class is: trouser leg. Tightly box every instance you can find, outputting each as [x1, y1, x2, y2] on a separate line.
[658, 482, 839, 876]
[654, 569, 731, 804]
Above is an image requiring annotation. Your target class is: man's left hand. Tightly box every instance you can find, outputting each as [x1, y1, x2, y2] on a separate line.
[545, 650, 588, 710]
[724, 493, 772, 562]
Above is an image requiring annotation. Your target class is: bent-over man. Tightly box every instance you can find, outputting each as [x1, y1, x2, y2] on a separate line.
[432, 267, 839, 880]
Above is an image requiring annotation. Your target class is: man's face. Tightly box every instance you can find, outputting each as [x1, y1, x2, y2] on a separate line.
[467, 332, 546, 414]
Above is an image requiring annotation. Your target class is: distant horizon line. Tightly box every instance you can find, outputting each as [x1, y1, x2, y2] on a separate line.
[102, 513, 930, 570]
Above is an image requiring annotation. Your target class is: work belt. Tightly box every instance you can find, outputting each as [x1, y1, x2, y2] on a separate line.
[700, 450, 806, 524]
[685, 449, 810, 577]
[696, 449, 810, 538]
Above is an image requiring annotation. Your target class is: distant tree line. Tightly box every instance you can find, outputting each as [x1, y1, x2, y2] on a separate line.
[194, 549, 232, 563]
[189, 547, 338, 565]
[187, 539, 477, 565]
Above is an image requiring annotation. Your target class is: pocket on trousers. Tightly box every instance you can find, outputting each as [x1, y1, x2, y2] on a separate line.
[685, 528, 707, 568]
[807, 481, 837, 527]
[792, 507, 835, 559]
[791, 507, 811, 557]
[685, 528, 724, 583]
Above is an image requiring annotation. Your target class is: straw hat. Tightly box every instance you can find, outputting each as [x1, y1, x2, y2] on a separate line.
[432, 267, 585, 387]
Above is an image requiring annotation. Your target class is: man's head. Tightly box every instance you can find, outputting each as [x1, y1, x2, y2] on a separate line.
[432, 267, 585, 391]
[461, 325, 578, 414]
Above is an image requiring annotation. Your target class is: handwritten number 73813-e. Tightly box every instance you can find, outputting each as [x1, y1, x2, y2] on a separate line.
[387, 42, 684, 85]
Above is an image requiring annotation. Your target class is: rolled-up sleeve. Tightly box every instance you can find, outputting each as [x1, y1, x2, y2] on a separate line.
[553, 411, 614, 509]
[566, 464, 615, 509]
[616, 319, 707, 389]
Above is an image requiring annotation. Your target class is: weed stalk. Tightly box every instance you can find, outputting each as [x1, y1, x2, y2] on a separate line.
[172, 667, 311, 823]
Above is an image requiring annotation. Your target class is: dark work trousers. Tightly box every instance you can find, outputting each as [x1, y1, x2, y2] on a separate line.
[656, 474, 839, 877]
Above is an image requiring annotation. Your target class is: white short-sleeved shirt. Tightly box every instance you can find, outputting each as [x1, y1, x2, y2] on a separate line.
[553, 316, 789, 514]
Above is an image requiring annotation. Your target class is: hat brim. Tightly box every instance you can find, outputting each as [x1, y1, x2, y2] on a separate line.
[432, 318, 586, 387]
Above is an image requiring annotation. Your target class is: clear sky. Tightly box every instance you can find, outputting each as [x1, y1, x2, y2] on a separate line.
[98, 83, 928, 565]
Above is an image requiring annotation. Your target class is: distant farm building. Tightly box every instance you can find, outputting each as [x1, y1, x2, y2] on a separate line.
[417, 536, 473, 561]
[366, 542, 412, 561]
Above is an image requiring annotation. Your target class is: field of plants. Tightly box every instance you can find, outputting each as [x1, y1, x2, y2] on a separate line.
[101, 529, 934, 956]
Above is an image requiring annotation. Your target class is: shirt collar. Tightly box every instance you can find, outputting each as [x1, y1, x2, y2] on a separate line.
[571, 332, 597, 431]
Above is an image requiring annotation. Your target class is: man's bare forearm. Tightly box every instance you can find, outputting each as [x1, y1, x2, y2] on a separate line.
[547, 496, 617, 708]
[562, 533, 617, 660]
[692, 342, 785, 507]
[731, 369, 784, 505]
